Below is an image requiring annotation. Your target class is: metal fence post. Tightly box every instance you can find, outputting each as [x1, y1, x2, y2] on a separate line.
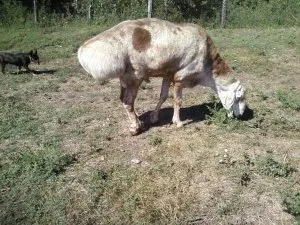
[33, 0, 38, 23]
[221, 0, 227, 28]
[87, 2, 92, 23]
[164, 0, 168, 19]
[148, 0, 152, 18]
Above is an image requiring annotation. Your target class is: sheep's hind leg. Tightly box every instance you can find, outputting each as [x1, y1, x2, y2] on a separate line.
[150, 78, 171, 124]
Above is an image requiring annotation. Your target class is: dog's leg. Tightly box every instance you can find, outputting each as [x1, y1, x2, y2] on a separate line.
[25, 65, 34, 75]
[1, 64, 5, 74]
[18, 65, 22, 74]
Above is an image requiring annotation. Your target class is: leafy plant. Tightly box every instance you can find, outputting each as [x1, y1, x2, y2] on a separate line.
[205, 103, 242, 130]
[283, 192, 300, 223]
[259, 156, 296, 177]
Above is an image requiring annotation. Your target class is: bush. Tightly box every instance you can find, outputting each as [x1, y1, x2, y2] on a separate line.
[283, 192, 300, 223]
[0, 0, 299, 28]
[227, 0, 300, 27]
[0, 0, 27, 26]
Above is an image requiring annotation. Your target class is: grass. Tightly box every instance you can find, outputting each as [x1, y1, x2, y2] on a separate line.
[0, 147, 75, 224]
[258, 155, 296, 178]
[277, 89, 300, 111]
[284, 192, 300, 223]
[0, 23, 299, 224]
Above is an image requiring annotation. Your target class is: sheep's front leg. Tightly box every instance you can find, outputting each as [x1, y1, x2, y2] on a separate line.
[120, 82, 143, 135]
[150, 78, 171, 124]
[172, 82, 183, 127]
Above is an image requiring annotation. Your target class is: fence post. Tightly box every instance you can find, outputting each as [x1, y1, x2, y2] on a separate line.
[87, 2, 92, 23]
[148, 0, 152, 18]
[164, 0, 168, 19]
[221, 0, 227, 28]
[33, 0, 38, 23]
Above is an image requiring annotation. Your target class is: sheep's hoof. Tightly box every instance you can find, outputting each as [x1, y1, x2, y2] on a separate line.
[172, 118, 183, 128]
[176, 122, 183, 128]
[129, 127, 141, 136]
[129, 122, 147, 136]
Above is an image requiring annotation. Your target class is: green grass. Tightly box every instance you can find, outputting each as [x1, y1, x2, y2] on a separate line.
[284, 192, 300, 224]
[0, 147, 75, 224]
[258, 155, 296, 178]
[277, 89, 300, 111]
[0, 22, 112, 61]
[0, 94, 40, 140]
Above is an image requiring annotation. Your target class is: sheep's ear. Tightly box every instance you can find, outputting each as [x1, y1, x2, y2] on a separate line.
[34, 49, 37, 54]
[29, 50, 33, 55]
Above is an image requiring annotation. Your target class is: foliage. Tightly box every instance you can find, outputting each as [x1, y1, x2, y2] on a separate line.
[205, 102, 242, 130]
[1, 0, 299, 27]
[283, 192, 300, 221]
[0, 0, 27, 26]
[227, 0, 300, 27]
[259, 156, 296, 178]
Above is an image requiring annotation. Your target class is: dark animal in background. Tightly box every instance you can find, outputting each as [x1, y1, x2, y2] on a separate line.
[0, 49, 40, 74]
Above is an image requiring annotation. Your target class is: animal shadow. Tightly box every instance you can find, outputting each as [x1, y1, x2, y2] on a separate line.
[239, 106, 254, 121]
[139, 102, 254, 132]
[139, 102, 218, 129]
[11, 69, 57, 75]
[32, 69, 57, 75]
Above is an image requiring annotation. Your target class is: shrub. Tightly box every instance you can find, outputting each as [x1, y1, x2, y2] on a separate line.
[227, 0, 300, 27]
[0, 0, 27, 26]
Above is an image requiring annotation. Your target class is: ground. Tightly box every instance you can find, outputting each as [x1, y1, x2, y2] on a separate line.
[0, 25, 299, 225]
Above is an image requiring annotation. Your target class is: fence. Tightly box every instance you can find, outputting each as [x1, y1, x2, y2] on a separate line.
[11, 0, 227, 27]
[1, 0, 299, 28]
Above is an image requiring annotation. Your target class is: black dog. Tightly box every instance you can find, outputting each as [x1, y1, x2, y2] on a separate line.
[0, 49, 40, 74]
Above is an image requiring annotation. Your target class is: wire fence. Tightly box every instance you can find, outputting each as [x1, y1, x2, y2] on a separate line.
[27, 0, 228, 27]
[1, 0, 299, 28]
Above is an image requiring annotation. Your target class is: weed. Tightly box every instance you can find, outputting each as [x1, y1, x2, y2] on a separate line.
[98, 80, 109, 85]
[38, 80, 60, 93]
[258, 91, 269, 101]
[140, 82, 153, 90]
[283, 192, 300, 222]
[148, 135, 163, 146]
[218, 195, 241, 217]
[259, 156, 296, 178]
[205, 103, 242, 130]
[240, 172, 251, 186]
[243, 153, 255, 167]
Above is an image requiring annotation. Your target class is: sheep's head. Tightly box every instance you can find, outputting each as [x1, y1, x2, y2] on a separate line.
[217, 81, 246, 118]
